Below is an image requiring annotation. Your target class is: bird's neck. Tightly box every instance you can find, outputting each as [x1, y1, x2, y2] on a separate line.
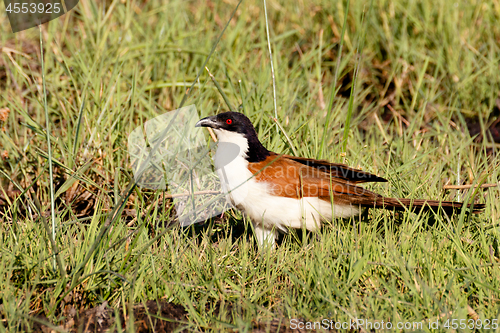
[244, 132, 270, 162]
[213, 129, 270, 163]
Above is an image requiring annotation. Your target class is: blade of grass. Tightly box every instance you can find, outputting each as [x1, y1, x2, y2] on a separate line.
[263, 0, 278, 134]
[72, 96, 85, 158]
[319, 0, 350, 159]
[39, 25, 65, 277]
[342, 1, 372, 153]
[206, 66, 235, 111]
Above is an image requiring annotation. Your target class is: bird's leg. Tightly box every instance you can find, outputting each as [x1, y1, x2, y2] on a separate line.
[360, 205, 369, 221]
[253, 223, 277, 249]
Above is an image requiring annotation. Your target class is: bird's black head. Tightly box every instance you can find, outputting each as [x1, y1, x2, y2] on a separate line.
[195, 111, 270, 162]
[195, 112, 254, 134]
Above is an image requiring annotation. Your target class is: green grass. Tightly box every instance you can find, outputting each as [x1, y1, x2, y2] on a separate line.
[1, 0, 499, 331]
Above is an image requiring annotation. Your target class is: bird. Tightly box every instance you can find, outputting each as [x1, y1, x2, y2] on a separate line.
[195, 111, 484, 247]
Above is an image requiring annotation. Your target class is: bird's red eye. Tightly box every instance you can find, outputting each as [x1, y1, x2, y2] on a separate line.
[226, 119, 232, 124]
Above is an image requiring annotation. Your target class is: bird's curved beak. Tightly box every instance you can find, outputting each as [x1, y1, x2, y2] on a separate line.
[195, 115, 219, 129]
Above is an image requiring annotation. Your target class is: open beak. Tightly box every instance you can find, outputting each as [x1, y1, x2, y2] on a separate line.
[195, 115, 219, 129]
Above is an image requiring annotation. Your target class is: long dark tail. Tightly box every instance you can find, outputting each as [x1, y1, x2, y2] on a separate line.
[370, 197, 484, 214]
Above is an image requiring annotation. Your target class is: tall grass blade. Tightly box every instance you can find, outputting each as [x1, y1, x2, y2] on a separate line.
[206, 66, 235, 111]
[72, 97, 85, 158]
[39, 25, 65, 277]
[263, 0, 278, 134]
[319, 0, 350, 159]
[342, 1, 372, 152]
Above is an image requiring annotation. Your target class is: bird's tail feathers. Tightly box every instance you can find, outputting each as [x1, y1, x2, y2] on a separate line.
[371, 197, 484, 214]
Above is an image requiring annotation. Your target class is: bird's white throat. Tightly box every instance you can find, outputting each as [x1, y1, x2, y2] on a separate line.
[212, 129, 252, 205]
[212, 129, 250, 168]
